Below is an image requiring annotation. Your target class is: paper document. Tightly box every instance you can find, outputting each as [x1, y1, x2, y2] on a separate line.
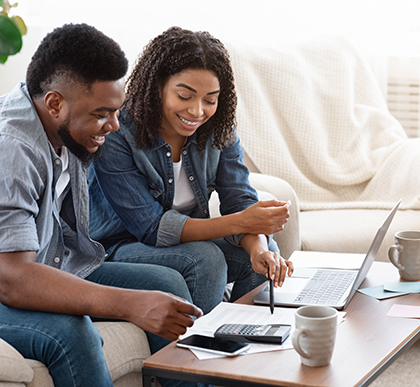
[290, 250, 365, 270]
[180, 302, 346, 360]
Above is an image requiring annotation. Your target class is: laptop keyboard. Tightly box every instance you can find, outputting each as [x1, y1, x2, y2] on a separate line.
[293, 269, 357, 305]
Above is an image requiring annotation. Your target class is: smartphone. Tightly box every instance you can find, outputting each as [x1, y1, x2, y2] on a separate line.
[176, 334, 250, 357]
[214, 323, 291, 344]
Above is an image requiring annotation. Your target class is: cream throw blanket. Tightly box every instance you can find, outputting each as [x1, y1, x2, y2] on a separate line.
[227, 37, 420, 211]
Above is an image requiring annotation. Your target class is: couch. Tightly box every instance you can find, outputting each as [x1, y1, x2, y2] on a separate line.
[227, 36, 420, 263]
[3, 36, 420, 386]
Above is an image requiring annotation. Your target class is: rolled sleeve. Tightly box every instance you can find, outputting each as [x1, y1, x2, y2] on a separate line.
[156, 209, 189, 247]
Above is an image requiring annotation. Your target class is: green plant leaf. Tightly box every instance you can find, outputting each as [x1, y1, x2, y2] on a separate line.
[0, 54, 8, 63]
[11, 16, 27, 35]
[0, 0, 5, 8]
[0, 14, 22, 56]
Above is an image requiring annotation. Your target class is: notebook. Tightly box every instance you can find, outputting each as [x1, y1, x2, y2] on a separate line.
[253, 199, 401, 310]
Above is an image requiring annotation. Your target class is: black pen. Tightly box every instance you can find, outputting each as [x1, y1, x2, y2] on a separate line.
[268, 267, 274, 314]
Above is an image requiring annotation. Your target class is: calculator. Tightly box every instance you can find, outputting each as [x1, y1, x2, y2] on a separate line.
[214, 323, 291, 344]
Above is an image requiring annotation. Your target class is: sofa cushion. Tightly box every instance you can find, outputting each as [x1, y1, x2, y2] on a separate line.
[300, 209, 420, 262]
[96, 321, 150, 380]
[0, 338, 33, 383]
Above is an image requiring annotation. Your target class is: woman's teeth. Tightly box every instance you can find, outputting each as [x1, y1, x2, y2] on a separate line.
[178, 116, 198, 126]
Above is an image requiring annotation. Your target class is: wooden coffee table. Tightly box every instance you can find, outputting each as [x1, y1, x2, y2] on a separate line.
[142, 262, 420, 386]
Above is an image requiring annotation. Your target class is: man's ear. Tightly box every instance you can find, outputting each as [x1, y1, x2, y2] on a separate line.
[44, 91, 65, 119]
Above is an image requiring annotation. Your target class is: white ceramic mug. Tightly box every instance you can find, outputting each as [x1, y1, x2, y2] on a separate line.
[292, 305, 338, 367]
[388, 230, 420, 281]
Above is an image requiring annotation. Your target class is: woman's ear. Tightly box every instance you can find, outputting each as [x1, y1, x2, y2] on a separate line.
[44, 91, 65, 119]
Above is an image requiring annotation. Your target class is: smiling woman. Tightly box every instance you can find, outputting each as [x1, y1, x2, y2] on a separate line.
[88, 26, 293, 316]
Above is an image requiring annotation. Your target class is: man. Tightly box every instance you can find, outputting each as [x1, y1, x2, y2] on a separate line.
[0, 23, 202, 387]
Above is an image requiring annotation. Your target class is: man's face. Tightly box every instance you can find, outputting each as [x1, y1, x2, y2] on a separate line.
[56, 79, 125, 161]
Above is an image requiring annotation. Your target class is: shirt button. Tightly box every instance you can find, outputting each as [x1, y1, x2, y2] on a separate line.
[54, 257, 60, 263]
[166, 152, 171, 157]
[183, 150, 187, 155]
[168, 179, 173, 183]
[204, 210, 208, 214]
[55, 159, 61, 165]
[189, 176, 194, 181]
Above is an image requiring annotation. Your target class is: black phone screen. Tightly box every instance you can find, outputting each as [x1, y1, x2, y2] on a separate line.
[177, 335, 248, 354]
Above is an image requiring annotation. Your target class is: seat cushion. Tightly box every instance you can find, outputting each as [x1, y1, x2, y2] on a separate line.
[300, 209, 420, 262]
[0, 338, 33, 384]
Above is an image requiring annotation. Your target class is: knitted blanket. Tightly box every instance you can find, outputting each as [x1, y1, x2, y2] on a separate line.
[227, 37, 420, 210]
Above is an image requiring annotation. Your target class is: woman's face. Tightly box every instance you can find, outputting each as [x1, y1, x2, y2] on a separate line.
[159, 69, 220, 141]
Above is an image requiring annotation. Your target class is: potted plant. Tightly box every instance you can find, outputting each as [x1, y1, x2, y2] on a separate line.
[0, 0, 26, 63]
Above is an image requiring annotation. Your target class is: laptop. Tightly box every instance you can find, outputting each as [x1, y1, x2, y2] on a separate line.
[253, 199, 401, 310]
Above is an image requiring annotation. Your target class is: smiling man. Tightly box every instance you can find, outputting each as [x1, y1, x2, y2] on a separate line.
[0, 24, 202, 387]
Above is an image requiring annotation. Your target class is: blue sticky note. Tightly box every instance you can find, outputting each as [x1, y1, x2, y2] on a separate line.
[358, 285, 408, 300]
[384, 281, 420, 293]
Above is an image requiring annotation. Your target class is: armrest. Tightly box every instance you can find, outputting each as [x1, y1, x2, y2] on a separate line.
[248, 172, 301, 259]
[0, 338, 33, 383]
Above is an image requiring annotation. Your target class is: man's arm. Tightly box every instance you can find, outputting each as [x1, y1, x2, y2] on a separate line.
[0, 251, 202, 340]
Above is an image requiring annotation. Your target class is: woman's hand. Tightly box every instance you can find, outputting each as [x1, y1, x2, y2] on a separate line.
[237, 200, 290, 236]
[250, 250, 294, 287]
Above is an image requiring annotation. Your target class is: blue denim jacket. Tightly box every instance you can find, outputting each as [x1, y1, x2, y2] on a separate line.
[89, 110, 259, 248]
[0, 83, 105, 278]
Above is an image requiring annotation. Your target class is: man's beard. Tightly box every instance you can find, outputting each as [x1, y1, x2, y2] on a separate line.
[57, 119, 103, 165]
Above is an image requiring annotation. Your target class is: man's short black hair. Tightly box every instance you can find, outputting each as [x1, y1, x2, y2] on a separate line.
[26, 23, 128, 98]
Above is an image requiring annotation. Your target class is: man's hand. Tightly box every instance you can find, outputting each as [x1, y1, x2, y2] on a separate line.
[127, 291, 203, 341]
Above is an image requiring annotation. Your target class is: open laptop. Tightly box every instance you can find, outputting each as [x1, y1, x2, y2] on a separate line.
[253, 199, 401, 310]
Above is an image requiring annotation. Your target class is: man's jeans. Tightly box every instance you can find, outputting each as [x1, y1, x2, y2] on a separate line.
[0, 262, 199, 387]
[111, 237, 279, 309]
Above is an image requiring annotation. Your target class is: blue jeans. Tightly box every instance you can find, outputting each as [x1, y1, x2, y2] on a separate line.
[0, 262, 201, 387]
[110, 237, 279, 309]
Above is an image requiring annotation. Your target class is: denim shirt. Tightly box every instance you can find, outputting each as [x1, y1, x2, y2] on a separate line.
[89, 110, 259, 248]
[0, 83, 104, 278]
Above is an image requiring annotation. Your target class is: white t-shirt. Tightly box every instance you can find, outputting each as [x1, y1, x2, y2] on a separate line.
[172, 157, 197, 215]
[55, 146, 70, 210]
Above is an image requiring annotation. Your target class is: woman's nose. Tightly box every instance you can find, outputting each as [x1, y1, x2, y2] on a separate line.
[187, 101, 203, 117]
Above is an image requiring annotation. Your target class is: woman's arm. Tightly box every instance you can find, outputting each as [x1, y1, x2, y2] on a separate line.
[180, 199, 290, 242]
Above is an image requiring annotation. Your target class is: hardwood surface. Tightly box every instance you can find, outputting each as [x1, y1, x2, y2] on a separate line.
[143, 262, 420, 386]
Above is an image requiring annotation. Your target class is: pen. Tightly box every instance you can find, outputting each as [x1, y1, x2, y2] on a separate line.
[268, 267, 274, 314]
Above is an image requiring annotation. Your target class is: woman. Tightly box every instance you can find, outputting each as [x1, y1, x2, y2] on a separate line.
[89, 26, 293, 314]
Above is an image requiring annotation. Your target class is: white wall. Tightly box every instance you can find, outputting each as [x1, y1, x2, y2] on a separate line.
[1, 0, 420, 95]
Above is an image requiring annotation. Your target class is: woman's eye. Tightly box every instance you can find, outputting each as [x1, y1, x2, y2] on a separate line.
[178, 95, 190, 101]
[205, 100, 216, 105]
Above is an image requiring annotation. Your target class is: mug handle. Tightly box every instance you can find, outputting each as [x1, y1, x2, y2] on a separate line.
[388, 244, 405, 270]
[292, 329, 311, 359]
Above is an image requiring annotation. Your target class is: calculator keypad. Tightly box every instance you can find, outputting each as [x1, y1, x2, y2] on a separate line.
[216, 324, 271, 336]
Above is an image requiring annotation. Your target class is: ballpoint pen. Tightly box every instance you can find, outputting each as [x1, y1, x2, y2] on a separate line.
[268, 267, 274, 314]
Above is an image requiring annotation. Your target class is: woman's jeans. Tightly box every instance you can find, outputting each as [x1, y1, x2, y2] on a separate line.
[111, 237, 279, 311]
[0, 262, 200, 387]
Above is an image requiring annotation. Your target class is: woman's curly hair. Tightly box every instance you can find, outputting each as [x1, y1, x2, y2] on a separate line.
[125, 26, 237, 151]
